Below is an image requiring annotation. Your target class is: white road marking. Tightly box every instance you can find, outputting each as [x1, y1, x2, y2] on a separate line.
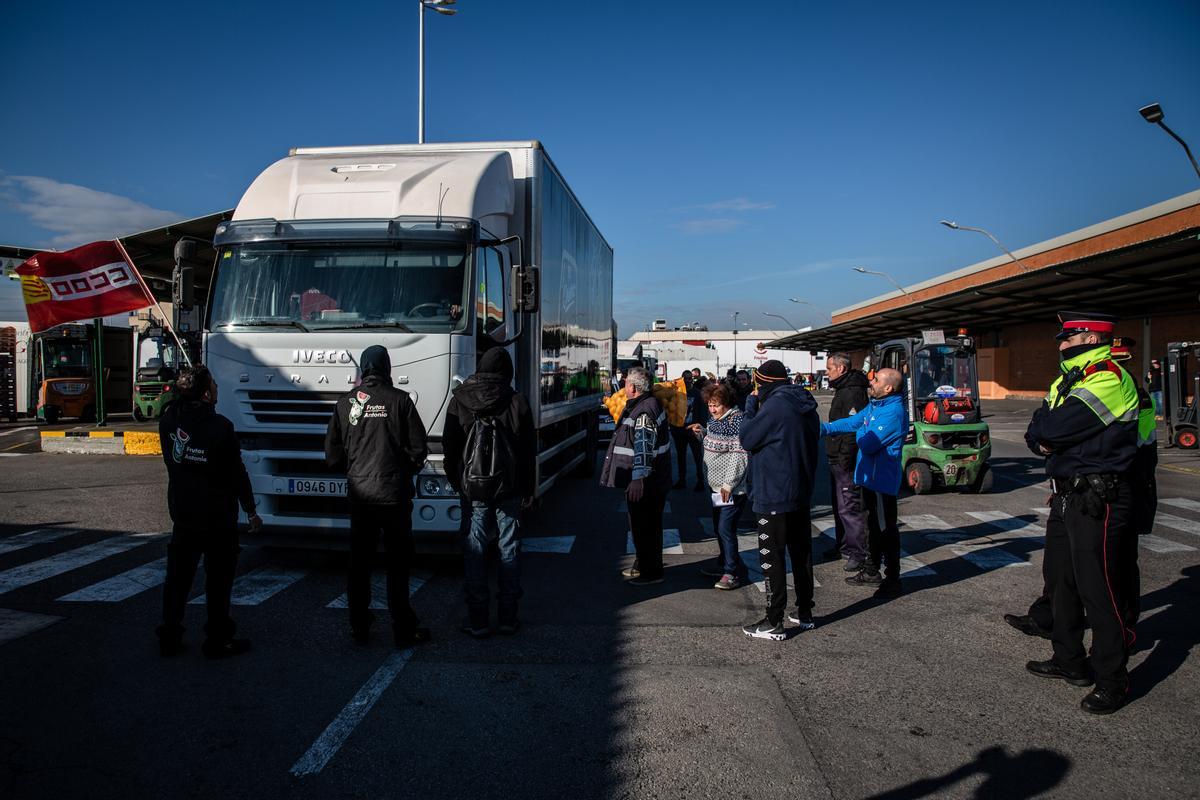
[899, 549, 935, 577]
[1155, 513, 1200, 538]
[1161, 498, 1200, 513]
[191, 565, 307, 606]
[967, 510, 1044, 539]
[626, 529, 683, 555]
[0, 426, 36, 437]
[811, 520, 837, 540]
[289, 648, 416, 777]
[522, 536, 576, 554]
[0, 527, 81, 556]
[1139, 535, 1196, 554]
[0, 453, 28, 457]
[327, 571, 429, 610]
[951, 544, 1029, 570]
[57, 557, 168, 602]
[0, 607, 64, 645]
[0, 536, 153, 595]
[900, 514, 968, 544]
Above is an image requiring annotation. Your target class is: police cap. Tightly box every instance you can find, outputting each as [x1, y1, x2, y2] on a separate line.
[1110, 336, 1136, 361]
[1055, 311, 1116, 341]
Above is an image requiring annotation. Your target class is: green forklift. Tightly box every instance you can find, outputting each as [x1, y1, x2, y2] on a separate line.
[870, 330, 992, 493]
[131, 326, 185, 421]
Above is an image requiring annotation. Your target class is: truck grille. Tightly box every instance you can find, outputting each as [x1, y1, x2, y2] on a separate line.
[242, 390, 340, 426]
[137, 384, 165, 397]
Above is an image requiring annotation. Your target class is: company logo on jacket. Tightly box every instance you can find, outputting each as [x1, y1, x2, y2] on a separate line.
[348, 391, 388, 426]
[169, 428, 207, 464]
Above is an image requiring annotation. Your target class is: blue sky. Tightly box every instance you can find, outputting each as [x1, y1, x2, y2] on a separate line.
[3, 0, 1199, 332]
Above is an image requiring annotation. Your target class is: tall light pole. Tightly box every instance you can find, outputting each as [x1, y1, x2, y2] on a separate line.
[763, 311, 801, 333]
[939, 221, 1029, 272]
[419, 0, 457, 144]
[731, 311, 740, 370]
[852, 266, 910, 296]
[1139, 102, 1200, 182]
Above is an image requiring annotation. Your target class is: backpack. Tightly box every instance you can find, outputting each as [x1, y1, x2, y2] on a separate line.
[461, 414, 520, 502]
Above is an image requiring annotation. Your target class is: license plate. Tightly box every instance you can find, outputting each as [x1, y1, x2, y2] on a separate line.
[943, 463, 960, 477]
[286, 478, 348, 496]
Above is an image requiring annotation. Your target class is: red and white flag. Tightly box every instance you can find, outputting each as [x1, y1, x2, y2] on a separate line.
[15, 241, 155, 333]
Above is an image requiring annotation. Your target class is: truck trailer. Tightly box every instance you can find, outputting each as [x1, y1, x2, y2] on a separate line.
[199, 141, 613, 545]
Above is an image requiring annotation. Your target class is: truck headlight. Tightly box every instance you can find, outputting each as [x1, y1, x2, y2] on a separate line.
[418, 475, 458, 498]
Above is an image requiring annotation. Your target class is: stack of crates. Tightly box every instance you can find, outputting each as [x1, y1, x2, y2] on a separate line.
[0, 327, 15, 421]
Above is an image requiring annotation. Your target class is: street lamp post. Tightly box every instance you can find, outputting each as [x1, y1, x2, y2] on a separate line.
[731, 311, 739, 370]
[762, 311, 801, 333]
[852, 266, 910, 296]
[418, 0, 457, 144]
[939, 220, 1029, 272]
[1139, 102, 1200, 182]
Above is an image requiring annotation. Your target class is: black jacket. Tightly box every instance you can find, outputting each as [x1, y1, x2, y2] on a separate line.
[826, 369, 870, 468]
[739, 383, 821, 513]
[325, 375, 429, 505]
[443, 373, 536, 499]
[159, 400, 255, 529]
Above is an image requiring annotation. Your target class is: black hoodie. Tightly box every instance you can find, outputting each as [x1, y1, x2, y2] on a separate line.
[826, 369, 870, 468]
[325, 346, 429, 505]
[443, 348, 536, 499]
[739, 383, 821, 513]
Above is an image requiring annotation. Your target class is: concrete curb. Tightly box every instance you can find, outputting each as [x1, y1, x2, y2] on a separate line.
[40, 430, 161, 456]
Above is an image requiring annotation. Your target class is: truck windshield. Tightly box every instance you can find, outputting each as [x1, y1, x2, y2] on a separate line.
[912, 345, 976, 400]
[44, 340, 91, 379]
[209, 242, 470, 333]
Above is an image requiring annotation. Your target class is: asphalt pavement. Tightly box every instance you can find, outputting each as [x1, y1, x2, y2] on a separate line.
[1, 397, 1198, 799]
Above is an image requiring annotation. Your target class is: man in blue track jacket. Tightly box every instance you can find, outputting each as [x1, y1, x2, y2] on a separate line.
[821, 367, 908, 597]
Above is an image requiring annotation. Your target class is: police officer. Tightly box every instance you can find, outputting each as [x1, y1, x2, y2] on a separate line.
[326, 345, 431, 647]
[1024, 312, 1140, 714]
[157, 365, 261, 659]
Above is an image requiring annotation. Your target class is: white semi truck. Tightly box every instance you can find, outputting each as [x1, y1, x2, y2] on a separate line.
[198, 141, 613, 546]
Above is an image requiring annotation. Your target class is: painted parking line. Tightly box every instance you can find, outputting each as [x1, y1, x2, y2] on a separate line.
[0, 527, 82, 556]
[0, 607, 64, 645]
[967, 510, 1044, 539]
[327, 571, 430, 610]
[522, 536, 576, 554]
[191, 565, 307, 607]
[1155, 513, 1200, 538]
[58, 557, 168, 602]
[0, 535, 155, 595]
[290, 648, 416, 777]
[626, 529, 683, 555]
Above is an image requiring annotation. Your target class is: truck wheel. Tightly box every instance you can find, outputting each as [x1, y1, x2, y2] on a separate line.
[967, 465, 994, 494]
[43, 406, 61, 425]
[133, 406, 145, 422]
[907, 462, 933, 494]
[1176, 427, 1198, 449]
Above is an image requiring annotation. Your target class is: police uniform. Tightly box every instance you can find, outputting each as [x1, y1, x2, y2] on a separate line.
[1024, 312, 1140, 714]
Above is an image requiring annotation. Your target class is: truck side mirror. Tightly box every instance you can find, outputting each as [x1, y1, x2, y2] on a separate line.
[173, 239, 197, 263]
[173, 238, 198, 311]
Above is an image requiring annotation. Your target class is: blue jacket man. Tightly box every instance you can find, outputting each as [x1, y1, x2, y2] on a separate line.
[820, 367, 907, 595]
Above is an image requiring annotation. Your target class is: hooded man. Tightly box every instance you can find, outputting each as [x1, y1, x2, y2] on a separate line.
[326, 345, 430, 647]
[823, 353, 871, 566]
[738, 360, 821, 641]
[443, 348, 536, 637]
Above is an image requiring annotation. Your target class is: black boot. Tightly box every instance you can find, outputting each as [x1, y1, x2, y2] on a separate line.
[1025, 659, 1093, 686]
[1004, 613, 1051, 639]
[1080, 687, 1126, 715]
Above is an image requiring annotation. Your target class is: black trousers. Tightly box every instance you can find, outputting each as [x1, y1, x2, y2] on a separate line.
[349, 502, 418, 634]
[628, 487, 667, 579]
[862, 488, 900, 580]
[758, 509, 814, 624]
[158, 525, 239, 644]
[1047, 481, 1135, 693]
[670, 427, 703, 484]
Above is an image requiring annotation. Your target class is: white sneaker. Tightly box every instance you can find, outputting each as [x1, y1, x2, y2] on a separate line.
[742, 617, 786, 641]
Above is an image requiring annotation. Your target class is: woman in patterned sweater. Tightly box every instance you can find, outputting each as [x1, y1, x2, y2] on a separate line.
[689, 382, 750, 589]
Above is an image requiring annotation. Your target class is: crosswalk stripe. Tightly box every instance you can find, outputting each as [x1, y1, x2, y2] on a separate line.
[899, 549, 935, 577]
[1161, 498, 1200, 513]
[626, 529, 683, 555]
[522, 536, 576, 554]
[327, 571, 430, 610]
[900, 514, 954, 531]
[191, 565, 307, 607]
[0, 528, 82, 556]
[1139, 535, 1196, 554]
[57, 557, 169, 602]
[951, 544, 1030, 570]
[0, 535, 155, 595]
[1155, 512, 1200, 538]
[0, 607, 64, 645]
[967, 510, 1044, 539]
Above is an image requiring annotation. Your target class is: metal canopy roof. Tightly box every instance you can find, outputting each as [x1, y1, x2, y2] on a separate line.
[769, 229, 1200, 352]
[116, 209, 233, 301]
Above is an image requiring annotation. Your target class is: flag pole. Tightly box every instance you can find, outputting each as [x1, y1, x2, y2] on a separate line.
[112, 238, 193, 368]
[92, 316, 106, 427]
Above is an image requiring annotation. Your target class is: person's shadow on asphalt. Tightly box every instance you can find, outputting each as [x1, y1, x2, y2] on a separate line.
[864, 745, 1071, 799]
[1127, 564, 1200, 705]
